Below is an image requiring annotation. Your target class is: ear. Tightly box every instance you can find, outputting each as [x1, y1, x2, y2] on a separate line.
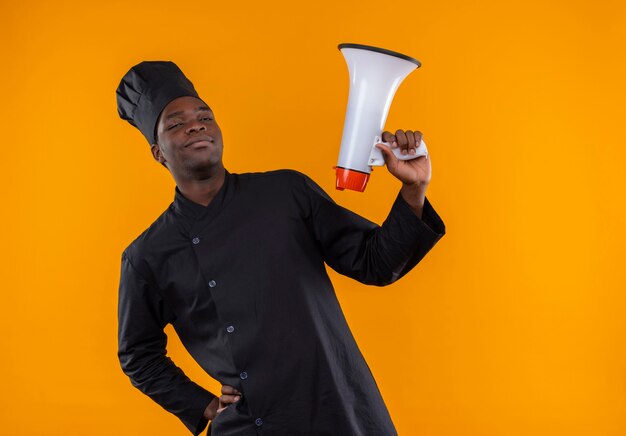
[151, 143, 167, 165]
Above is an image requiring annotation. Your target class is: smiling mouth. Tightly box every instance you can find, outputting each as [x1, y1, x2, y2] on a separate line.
[185, 137, 214, 147]
[188, 140, 212, 147]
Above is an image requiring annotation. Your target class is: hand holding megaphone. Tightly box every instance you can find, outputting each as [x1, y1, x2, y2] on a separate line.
[374, 129, 432, 187]
[368, 130, 428, 167]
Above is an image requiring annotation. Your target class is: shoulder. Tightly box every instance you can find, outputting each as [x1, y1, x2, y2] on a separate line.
[121, 206, 173, 267]
[230, 168, 318, 196]
[230, 169, 331, 215]
[233, 168, 309, 186]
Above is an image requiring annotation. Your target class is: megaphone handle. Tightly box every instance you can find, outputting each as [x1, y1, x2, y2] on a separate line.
[369, 136, 428, 166]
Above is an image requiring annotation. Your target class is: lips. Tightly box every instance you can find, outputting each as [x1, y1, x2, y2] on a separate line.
[185, 136, 214, 147]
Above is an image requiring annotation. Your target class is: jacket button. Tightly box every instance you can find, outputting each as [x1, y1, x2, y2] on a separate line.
[239, 371, 248, 380]
[255, 418, 263, 427]
[192, 237, 200, 245]
[208, 280, 216, 288]
[226, 325, 235, 333]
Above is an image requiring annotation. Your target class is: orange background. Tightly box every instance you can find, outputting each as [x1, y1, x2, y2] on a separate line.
[2, 0, 625, 435]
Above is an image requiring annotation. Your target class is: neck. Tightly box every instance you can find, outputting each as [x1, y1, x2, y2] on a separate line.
[175, 165, 226, 207]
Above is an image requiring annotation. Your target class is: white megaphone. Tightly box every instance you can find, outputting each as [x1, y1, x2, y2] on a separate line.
[335, 43, 428, 192]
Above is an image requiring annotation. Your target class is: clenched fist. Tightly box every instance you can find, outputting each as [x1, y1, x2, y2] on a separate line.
[375, 129, 431, 187]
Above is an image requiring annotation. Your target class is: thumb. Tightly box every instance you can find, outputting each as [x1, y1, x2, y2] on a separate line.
[375, 143, 397, 168]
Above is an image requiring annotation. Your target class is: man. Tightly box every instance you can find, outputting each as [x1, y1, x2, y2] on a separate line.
[116, 60, 445, 436]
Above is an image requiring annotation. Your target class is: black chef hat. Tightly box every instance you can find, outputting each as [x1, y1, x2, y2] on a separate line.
[116, 61, 204, 145]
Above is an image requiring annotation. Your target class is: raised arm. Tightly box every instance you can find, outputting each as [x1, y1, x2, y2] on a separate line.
[298, 172, 445, 286]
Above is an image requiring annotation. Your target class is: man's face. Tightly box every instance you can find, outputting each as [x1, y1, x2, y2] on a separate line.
[151, 96, 224, 177]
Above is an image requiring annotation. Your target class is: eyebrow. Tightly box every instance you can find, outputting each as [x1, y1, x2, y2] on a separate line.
[165, 105, 212, 121]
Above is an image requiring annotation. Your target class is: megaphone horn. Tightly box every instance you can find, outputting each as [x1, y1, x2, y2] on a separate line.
[335, 43, 428, 192]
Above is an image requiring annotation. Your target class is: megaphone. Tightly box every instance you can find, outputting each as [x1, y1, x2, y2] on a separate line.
[335, 43, 428, 192]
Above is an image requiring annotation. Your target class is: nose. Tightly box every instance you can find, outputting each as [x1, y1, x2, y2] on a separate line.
[186, 120, 207, 135]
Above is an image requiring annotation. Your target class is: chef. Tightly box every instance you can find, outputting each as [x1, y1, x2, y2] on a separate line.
[116, 60, 445, 435]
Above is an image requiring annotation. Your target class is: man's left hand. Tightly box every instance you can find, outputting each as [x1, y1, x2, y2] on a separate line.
[375, 129, 431, 187]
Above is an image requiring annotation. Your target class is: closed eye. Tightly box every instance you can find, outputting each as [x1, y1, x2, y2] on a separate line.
[167, 116, 212, 130]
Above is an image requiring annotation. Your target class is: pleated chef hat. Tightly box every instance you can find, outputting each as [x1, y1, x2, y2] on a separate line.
[116, 61, 204, 145]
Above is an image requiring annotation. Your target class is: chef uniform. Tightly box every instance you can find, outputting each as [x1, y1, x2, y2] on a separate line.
[116, 61, 446, 436]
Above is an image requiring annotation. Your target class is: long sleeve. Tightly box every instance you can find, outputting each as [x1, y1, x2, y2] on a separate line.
[299, 173, 445, 286]
[117, 251, 216, 435]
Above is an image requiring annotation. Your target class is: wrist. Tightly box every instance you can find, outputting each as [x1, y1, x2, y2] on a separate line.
[401, 181, 428, 201]
[402, 180, 428, 191]
[204, 397, 219, 420]
[400, 182, 428, 218]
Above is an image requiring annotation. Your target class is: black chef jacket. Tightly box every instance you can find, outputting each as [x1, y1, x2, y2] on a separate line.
[117, 169, 445, 436]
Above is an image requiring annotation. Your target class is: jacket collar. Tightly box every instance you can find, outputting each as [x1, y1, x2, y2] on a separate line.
[172, 169, 233, 220]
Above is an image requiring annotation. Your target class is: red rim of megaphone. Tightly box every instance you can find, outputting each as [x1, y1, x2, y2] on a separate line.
[335, 167, 370, 192]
